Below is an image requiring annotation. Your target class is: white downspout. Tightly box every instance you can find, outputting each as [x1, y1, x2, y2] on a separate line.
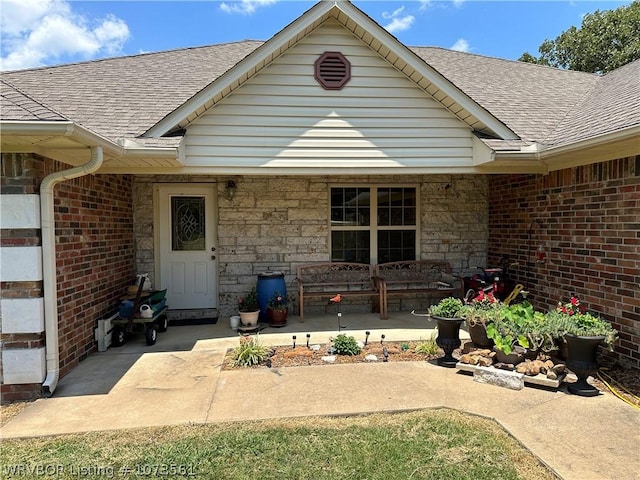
[41, 146, 104, 395]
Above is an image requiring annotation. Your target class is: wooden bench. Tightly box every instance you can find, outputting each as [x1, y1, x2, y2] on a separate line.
[375, 260, 464, 319]
[296, 262, 385, 321]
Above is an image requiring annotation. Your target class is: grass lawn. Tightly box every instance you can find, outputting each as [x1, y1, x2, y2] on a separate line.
[1, 409, 557, 479]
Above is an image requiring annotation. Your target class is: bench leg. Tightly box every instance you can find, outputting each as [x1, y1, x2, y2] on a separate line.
[298, 289, 304, 323]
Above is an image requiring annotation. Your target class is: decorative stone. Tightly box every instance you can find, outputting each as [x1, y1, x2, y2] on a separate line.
[365, 354, 378, 362]
[473, 365, 524, 390]
[310, 344, 321, 351]
[321, 355, 336, 363]
[357, 341, 365, 348]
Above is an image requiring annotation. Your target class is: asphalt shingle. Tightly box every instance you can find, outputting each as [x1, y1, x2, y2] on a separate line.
[1, 40, 637, 150]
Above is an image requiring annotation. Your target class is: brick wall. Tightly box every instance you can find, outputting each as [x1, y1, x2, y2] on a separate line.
[133, 175, 488, 317]
[488, 156, 640, 367]
[49, 161, 135, 375]
[1, 154, 135, 402]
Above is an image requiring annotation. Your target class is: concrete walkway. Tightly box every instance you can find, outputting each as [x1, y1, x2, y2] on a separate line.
[2, 315, 639, 480]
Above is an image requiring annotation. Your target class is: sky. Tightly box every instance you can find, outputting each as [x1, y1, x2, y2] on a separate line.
[0, 0, 632, 71]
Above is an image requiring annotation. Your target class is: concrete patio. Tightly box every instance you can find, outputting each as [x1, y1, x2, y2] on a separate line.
[2, 312, 639, 480]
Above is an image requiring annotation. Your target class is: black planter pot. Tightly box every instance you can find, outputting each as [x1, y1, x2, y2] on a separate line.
[434, 316, 465, 368]
[565, 333, 604, 397]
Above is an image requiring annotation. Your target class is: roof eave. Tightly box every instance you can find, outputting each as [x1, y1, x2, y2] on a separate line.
[1, 120, 181, 168]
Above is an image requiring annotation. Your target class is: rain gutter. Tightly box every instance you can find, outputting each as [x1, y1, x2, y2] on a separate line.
[40, 146, 103, 395]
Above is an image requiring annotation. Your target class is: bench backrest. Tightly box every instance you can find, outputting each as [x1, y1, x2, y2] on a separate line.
[375, 260, 452, 284]
[297, 263, 374, 289]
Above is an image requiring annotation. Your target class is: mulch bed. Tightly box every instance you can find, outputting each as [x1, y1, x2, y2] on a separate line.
[223, 339, 640, 408]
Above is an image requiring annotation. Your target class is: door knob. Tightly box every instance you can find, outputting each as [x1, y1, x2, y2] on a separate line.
[211, 255, 216, 260]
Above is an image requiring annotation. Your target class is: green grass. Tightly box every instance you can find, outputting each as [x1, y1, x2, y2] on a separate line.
[0, 409, 557, 480]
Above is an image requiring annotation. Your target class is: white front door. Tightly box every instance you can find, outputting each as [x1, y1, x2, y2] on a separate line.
[156, 184, 217, 310]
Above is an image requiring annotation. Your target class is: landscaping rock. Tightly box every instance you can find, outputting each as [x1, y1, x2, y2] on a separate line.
[474, 366, 524, 390]
[365, 354, 378, 362]
[321, 355, 336, 363]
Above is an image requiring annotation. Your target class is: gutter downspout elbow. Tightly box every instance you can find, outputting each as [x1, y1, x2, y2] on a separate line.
[41, 146, 104, 396]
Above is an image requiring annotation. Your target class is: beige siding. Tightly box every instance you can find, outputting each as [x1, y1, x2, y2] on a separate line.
[184, 20, 476, 169]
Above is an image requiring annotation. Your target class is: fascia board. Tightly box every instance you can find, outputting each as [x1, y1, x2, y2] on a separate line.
[494, 125, 640, 168]
[0, 120, 122, 157]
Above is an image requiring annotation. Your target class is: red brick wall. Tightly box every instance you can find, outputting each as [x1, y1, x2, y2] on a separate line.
[47, 161, 135, 375]
[2, 155, 135, 402]
[488, 156, 640, 367]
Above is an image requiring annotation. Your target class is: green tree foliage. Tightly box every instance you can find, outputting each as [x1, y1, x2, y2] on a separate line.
[518, 1, 640, 73]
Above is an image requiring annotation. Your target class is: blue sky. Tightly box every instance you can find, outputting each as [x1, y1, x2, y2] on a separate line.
[0, 0, 631, 71]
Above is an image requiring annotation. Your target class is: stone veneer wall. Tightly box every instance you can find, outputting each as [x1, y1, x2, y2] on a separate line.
[133, 175, 488, 317]
[488, 156, 640, 368]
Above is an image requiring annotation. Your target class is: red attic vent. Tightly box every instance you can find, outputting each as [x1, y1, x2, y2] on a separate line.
[314, 51, 351, 90]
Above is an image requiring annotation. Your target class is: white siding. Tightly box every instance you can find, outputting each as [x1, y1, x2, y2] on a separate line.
[184, 20, 477, 169]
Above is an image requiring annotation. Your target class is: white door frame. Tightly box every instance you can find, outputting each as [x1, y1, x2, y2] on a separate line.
[153, 183, 218, 310]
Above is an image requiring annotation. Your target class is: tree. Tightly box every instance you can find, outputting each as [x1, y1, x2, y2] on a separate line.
[518, 1, 640, 73]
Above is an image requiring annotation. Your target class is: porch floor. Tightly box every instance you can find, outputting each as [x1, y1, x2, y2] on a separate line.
[210, 310, 457, 349]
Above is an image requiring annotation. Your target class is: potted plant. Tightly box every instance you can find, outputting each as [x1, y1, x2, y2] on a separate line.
[429, 297, 465, 368]
[546, 296, 618, 396]
[459, 291, 505, 347]
[486, 309, 531, 366]
[267, 291, 289, 327]
[238, 287, 260, 330]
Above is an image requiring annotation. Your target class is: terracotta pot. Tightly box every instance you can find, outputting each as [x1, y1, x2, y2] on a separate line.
[267, 307, 288, 327]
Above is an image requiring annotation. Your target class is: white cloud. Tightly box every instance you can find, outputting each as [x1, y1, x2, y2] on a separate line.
[220, 0, 278, 15]
[451, 38, 470, 52]
[453, 0, 465, 7]
[418, 1, 432, 12]
[382, 6, 405, 20]
[0, 0, 130, 71]
[382, 4, 415, 34]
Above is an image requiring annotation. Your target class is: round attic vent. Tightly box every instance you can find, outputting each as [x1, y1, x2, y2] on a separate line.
[314, 51, 351, 90]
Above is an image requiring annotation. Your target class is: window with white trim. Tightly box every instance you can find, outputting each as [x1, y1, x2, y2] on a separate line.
[330, 186, 418, 264]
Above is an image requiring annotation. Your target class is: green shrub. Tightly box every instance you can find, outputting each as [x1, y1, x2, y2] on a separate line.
[333, 334, 361, 355]
[429, 297, 464, 318]
[232, 334, 270, 366]
[415, 331, 439, 355]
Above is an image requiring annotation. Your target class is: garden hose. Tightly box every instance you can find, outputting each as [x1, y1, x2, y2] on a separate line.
[597, 368, 640, 410]
[503, 284, 524, 305]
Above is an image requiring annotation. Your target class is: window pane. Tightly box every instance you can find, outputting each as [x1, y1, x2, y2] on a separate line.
[171, 196, 206, 251]
[377, 230, 415, 263]
[331, 231, 370, 263]
[377, 188, 416, 226]
[331, 187, 370, 226]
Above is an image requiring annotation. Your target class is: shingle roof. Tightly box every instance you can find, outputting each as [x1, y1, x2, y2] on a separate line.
[0, 79, 67, 121]
[543, 59, 640, 145]
[1, 40, 638, 150]
[1, 41, 262, 145]
[410, 47, 600, 144]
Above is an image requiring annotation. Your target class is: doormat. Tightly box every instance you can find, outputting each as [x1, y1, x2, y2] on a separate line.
[169, 317, 218, 326]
